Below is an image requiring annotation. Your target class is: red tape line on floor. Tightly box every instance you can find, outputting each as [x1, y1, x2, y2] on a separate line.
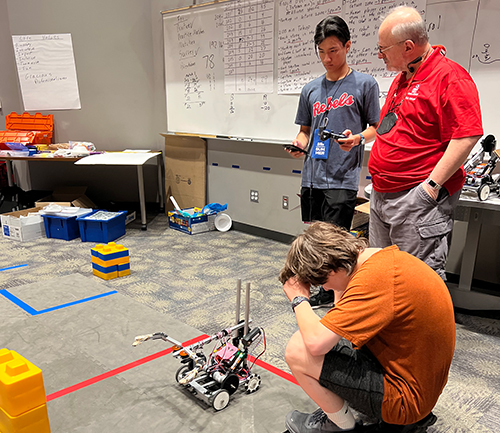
[46, 334, 208, 402]
[46, 333, 298, 402]
[249, 356, 298, 385]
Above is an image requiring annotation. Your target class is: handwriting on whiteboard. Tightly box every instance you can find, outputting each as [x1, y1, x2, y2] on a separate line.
[473, 43, 500, 65]
[223, 0, 275, 94]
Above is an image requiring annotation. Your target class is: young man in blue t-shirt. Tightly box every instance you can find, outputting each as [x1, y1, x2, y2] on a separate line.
[285, 16, 380, 308]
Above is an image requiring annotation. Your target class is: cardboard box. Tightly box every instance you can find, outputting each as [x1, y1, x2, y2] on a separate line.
[1, 207, 45, 241]
[350, 198, 370, 230]
[161, 134, 206, 213]
[36, 186, 96, 208]
[168, 207, 217, 235]
[125, 211, 136, 225]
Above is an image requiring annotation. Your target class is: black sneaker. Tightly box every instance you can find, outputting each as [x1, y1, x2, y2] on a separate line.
[370, 412, 437, 433]
[309, 287, 335, 309]
[285, 408, 360, 433]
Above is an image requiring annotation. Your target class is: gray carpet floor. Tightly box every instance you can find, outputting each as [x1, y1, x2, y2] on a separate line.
[1, 212, 500, 432]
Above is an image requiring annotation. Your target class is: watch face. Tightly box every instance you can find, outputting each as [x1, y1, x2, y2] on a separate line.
[292, 296, 309, 311]
[427, 179, 441, 190]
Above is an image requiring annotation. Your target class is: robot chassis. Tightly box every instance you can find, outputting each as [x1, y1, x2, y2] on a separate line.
[133, 280, 266, 411]
[463, 134, 500, 201]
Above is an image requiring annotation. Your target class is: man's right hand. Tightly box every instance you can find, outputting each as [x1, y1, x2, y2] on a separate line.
[283, 276, 311, 301]
[284, 140, 306, 158]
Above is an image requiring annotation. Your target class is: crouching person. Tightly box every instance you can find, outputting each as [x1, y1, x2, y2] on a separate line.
[279, 222, 455, 432]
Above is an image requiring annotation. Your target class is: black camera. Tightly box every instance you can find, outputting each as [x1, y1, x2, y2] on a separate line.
[319, 128, 347, 142]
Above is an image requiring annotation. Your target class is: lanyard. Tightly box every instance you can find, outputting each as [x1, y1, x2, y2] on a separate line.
[319, 68, 351, 131]
[387, 72, 418, 115]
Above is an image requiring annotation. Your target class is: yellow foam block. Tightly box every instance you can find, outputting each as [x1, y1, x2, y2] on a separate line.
[91, 242, 129, 259]
[92, 268, 118, 280]
[0, 349, 47, 417]
[0, 403, 51, 433]
[91, 255, 129, 267]
[118, 269, 131, 277]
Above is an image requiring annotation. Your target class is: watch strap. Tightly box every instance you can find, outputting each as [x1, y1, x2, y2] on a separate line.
[291, 296, 310, 312]
[358, 133, 365, 146]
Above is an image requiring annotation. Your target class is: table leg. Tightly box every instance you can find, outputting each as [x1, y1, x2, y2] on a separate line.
[137, 165, 147, 230]
[157, 153, 164, 211]
[6, 160, 14, 187]
[458, 209, 482, 291]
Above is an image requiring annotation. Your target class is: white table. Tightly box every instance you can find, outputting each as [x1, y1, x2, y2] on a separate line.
[74, 151, 164, 230]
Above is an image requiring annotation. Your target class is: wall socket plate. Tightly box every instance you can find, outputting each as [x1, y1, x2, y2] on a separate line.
[250, 190, 259, 203]
[282, 195, 289, 209]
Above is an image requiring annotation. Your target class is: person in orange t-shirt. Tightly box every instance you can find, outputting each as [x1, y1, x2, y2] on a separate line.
[279, 222, 455, 433]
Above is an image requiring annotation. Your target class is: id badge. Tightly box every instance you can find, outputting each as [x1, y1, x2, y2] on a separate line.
[377, 112, 398, 135]
[311, 129, 329, 159]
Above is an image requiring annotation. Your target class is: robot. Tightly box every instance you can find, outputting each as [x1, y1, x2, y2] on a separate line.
[463, 134, 500, 201]
[132, 280, 266, 411]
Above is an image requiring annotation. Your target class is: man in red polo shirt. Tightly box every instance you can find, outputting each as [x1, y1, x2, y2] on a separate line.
[368, 6, 483, 280]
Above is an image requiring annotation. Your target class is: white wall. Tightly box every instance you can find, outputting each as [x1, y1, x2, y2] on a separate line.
[2, 0, 166, 201]
[0, 0, 23, 128]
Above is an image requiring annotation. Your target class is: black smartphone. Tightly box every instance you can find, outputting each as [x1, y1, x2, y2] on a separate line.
[332, 133, 348, 140]
[319, 130, 347, 141]
[283, 144, 308, 154]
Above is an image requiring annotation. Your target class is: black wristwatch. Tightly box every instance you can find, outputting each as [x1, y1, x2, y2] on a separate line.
[426, 178, 441, 191]
[358, 133, 365, 146]
[291, 296, 310, 312]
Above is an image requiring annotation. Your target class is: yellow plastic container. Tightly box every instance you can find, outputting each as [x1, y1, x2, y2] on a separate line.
[0, 349, 47, 417]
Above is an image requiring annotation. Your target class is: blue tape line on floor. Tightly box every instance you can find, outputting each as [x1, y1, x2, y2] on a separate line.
[0, 264, 28, 272]
[0, 289, 38, 315]
[0, 289, 118, 316]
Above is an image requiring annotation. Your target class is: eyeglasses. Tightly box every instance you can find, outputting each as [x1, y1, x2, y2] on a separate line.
[378, 40, 406, 54]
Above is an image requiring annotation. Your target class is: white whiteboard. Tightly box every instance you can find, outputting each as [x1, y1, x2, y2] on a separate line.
[163, 0, 305, 142]
[163, 0, 498, 141]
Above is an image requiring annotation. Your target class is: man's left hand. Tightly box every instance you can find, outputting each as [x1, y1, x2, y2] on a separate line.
[283, 277, 310, 301]
[421, 181, 440, 201]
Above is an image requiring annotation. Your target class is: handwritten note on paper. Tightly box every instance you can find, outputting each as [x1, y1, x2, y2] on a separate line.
[12, 34, 81, 111]
[345, 0, 426, 97]
[277, 0, 343, 94]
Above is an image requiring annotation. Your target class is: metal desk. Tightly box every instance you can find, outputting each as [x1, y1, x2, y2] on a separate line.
[1, 151, 164, 230]
[447, 192, 500, 310]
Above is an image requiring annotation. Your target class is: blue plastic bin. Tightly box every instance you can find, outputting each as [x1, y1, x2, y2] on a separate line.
[76, 210, 127, 243]
[42, 211, 92, 241]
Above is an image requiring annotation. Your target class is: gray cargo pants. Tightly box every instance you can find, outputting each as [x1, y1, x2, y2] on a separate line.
[369, 184, 460, 280]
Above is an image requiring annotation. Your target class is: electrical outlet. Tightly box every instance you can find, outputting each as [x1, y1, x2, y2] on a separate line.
[250, 190, 259, 203]
[282, 195, 289, 209]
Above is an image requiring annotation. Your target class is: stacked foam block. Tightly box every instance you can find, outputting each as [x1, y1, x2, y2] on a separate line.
[0, 349, 51, 433]
[91, 242, 130, 280]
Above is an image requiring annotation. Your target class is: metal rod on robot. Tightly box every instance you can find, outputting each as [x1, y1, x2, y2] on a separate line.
[177, 321, 251, 357]
[234, 279, 242, 339]
[244, 282, 250, 336]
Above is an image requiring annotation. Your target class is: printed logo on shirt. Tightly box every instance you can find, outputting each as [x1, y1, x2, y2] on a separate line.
[313, 92, 354, 117]
[406, 84, 420, 101]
